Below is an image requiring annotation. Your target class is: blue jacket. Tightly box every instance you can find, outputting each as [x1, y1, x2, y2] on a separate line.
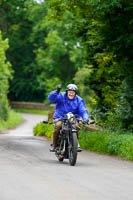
[48, 91, 89, 121]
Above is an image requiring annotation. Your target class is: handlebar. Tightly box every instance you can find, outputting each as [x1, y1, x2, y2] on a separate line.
[42, 119, 62, 124]
[77, 119, 95, 125]
[42, 119, 95, 125]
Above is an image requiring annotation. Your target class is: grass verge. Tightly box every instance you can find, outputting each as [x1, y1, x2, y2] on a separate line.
[79, 129, 133, 161]
[0, 109, 23, 131]
[14, 108, 49, 115]
[33, 122, 133, 161]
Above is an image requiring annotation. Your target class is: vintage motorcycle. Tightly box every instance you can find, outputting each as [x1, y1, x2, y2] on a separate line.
[52, 112, 79, 166]
[43, 112, 94, 166]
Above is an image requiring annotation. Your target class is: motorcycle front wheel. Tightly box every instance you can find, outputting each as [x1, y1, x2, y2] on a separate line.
[68, 131, 78, 166]
[56, 139, 64, 162]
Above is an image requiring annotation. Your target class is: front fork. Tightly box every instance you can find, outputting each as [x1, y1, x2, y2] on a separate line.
[61, 139, 66, 154]
[58, 135, 66, 155]
[68, 130, 78, 149]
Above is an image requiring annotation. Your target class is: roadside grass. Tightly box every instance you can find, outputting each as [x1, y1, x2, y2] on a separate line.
[14, 108, 49, 115]
[79, 129, 133, 161]
[0, 109, 23, 131]
[33, 122, 133, 161]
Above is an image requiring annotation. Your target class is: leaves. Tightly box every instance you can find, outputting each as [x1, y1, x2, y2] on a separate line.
[0, 31, 12, 120]
[0, 0, 133, 129]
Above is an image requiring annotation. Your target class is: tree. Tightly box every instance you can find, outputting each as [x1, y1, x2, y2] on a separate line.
[89, 0, 133, 129]
[0, 31, 12, 120]
[0, 0, 47, 102]
[35, 6, 87, 87]
[1, 0, 133, 129]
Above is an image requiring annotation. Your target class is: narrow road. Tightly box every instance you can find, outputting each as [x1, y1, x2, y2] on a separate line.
[0, 113, 133, 200]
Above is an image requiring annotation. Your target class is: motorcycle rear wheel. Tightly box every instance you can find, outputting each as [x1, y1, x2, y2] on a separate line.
[68, 132, 78, 166]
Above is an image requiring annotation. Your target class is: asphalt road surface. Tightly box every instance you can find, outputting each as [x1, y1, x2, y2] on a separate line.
[0, 113, 133, 200]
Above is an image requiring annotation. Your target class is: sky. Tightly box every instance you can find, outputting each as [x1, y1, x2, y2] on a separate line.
[34, 0, 44, 3]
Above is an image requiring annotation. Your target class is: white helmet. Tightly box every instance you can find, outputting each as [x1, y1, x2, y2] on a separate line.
[66, 84, 78, 93]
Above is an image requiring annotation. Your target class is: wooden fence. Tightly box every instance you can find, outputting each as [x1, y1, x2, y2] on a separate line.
[10, 101, 54, 110]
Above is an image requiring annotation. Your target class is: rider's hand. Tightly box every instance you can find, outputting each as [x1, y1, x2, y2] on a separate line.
[56, 84, 62, 93]
[42, 121, 48, 124]
[84, 119, 89, 124]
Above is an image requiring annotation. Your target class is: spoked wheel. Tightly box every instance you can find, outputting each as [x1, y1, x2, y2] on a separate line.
[68, 132, 78, 166]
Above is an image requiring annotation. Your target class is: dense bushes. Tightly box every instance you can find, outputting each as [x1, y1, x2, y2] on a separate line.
[34, 122, 53, 139]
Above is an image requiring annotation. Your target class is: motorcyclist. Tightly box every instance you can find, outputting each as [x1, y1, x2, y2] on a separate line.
[48, 84, 89, 152]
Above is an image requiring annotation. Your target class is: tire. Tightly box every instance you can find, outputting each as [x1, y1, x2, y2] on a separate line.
[58, 157, 64, 162]
[56, 138, 64, 162]
[68, 131, 78, 166]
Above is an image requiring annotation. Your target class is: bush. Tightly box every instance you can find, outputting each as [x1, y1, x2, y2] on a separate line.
[79, 130, 109, 153]
[33, 122, 53, 139]
[106, 134, 126, 155]
[119, 136, 133, 160]
[90, 107, 123, 131]
[34, 122, 47, 136]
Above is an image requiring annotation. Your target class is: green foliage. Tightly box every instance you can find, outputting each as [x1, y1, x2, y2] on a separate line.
[0, 31, 12, 93]
[44, 77, 61, 103]
[34, 122, 53, 139]
[90, 106, 123, 131]
[94, 53, 121, 108]
[36, 8, 87, 86]
[79, 130, 109, 153]
[74, 65, 96, 106]
[34, 122, 47, 136]
[33, 121, 133, 161]
[117, 74, 133, 130]
[0, 98, 9, 120]
[0, 31, 12, 120]
[0, 109, 23, 130]
[119, 137, 133, 160]
[79, 129, 133, 160]
[0, 0, 133, 130]
[0, 0, 47, 102]
[73, 0, 133, 130]
[15, 108, 49, 115]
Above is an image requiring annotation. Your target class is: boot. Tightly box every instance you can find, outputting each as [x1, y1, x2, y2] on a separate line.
[76, 131, 82, 152]
[77, 141, 82, 152]
[50, 145, 56, 152]
[50, 131, 58, 152]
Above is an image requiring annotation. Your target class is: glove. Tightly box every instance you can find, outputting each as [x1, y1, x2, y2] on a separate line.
[56, 84, 62, 93]
[42, 121, 48, 124]
[84, 119, 89, 124]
